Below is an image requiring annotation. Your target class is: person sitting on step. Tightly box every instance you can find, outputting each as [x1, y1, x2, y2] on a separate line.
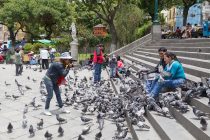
[147, 52, 186, 99]
[145, 47, 167, 93]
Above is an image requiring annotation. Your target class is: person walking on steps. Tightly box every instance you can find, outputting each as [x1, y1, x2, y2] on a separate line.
[43, 52, 75, 116]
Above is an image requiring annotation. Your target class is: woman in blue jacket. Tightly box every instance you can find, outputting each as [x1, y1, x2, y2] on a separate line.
[149, 52, 186, 98]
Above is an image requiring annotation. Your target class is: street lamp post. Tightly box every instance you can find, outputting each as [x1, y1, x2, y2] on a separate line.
[151, 0, 161, 41]
[154, 0, 159, 24]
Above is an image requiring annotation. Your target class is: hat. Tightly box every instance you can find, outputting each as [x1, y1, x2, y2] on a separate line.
[60, 52, 73, 59]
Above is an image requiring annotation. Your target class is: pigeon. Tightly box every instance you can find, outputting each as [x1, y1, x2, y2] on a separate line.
[56, 114, 67, 124]
[37, 119, 43, 129]
[5, 81, 11, 86]
[2, 67, 5, 69]
[5, 92, 11, 98]
[78, 134, 85, 140]
[22, 115, 27, 128]
[200, 116, 208, 130]
[95, 131, 102, 140]
[192, 106, 210, 118]
[81, 116, 93, 123]
[25, 85, 32, 90]
[116, 129, 128, 139]
[23, 104, 28, 114]
[7, 122, 13, 133]
[206, 89, 210, 106]
[44, 131, 52, 139]
[32, 78, 37, 82]
[137, 121, 150, 129]
[12, 95, 20, 100]
[29, 125, 35, 137]
[15, 79, 23, 87]
[29, 97, 36, 107]
[58, 126, 64, 136]
[97, 114, 104, 130]
[81, 104, 88, 114]
[82, 125, 91, 135]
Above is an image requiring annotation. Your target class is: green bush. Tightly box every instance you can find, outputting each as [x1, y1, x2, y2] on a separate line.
[32, 43, 48, 54]
[135, 21, 152, 38]
[23, 43, 33, 53]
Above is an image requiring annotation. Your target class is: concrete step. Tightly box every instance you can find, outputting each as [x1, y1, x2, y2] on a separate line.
[189, 98, 210, 114]
[133, 50, 210, 69]
[146, 110, 196, 140]
[169, 106, 210, 140]
[132, 116, 161, 140]
[142, 46, 210, 53]
[137, 48, 210, 60]
[122, 55, 201, 82]
[159, 38, 210, 43]
[124, 53, 210, 79]
[150, 42, 210, 47]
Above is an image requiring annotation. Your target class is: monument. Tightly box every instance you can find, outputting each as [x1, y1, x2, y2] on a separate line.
[70, 22, 78, 61]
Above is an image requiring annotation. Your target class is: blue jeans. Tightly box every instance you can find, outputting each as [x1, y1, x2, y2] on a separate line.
[110, 67, 116, 78]
[43, 76, 63, 109]
[145, 79, 158, 93]
[94, 63, 102, 83]
[150, 78, 186, 97]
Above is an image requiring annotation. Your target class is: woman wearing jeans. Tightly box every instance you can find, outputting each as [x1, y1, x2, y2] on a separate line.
[43, 52, 74, 116]
[148, 52, 186, 98]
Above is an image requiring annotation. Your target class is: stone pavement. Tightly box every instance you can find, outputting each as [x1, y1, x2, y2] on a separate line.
[0, 64, 132, 140]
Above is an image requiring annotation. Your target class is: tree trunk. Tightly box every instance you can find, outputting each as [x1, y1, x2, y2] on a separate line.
[109, 21, 118, 53]
[8, 27, 16, 52]
[183, 6, 190, 26]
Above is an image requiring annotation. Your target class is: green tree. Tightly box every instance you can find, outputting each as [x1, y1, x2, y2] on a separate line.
[0, 0, 72, 49]
[115, 4, 144, 45]
[81, 0, 123, 52]
[137, 0, 181, 21]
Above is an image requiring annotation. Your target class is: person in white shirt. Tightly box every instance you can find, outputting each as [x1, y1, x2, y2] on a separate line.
[40, 48, 49, 69]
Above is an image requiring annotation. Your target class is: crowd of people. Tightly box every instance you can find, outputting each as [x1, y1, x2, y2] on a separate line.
[162, 23, 201, 39]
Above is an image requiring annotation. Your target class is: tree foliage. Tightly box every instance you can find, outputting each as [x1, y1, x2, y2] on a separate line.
[81, 0, 123, 52]
[115, 4, 144, 45]
[0, 0, 72, 49]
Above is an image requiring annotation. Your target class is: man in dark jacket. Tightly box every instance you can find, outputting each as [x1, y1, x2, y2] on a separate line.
[43, 52, 74, 116]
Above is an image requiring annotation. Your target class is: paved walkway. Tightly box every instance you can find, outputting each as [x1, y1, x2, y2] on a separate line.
[0, 64, 131, 140]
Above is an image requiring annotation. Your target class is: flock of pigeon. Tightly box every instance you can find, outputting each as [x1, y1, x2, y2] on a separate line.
[1, 63, 210, 139]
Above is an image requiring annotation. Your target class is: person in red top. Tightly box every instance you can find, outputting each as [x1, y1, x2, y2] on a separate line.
[0, 54, 4, 63]
[93, 44, 104, 83]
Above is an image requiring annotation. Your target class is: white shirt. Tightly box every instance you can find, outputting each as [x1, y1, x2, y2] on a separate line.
[40, 49, 49, 59]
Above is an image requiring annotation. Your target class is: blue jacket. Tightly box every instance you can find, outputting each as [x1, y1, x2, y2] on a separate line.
[45, 62, 69, 84]
[164, 60, 186, 80]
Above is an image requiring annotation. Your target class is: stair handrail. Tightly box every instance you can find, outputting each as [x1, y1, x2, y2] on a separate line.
[109, 33, 152, 56]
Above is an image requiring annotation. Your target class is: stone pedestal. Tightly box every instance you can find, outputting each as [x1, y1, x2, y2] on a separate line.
[70, 41, 78, 61]
[152, 24, 161, 41]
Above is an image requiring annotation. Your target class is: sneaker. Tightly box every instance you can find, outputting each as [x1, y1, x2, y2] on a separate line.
[59, 107, 70, 114]
[44, 109, 52, 116]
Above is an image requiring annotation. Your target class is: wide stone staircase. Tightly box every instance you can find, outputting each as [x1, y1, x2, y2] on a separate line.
[110, 34, 210, 140]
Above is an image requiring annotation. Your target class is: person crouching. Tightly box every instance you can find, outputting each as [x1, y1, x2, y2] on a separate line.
[43, 52, 75, 116]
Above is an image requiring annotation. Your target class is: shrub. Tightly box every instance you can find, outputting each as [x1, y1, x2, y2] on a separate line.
[23, 43, 33, 53]
[32, 43, 48, 54]
[135, 21, 152, 38]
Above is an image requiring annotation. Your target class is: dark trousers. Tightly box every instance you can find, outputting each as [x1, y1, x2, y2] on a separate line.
[15, 64, 23, 76]
[42, 59, 49, 69]
[43, 76, 63, 109]
[94, 63, 102, 83]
